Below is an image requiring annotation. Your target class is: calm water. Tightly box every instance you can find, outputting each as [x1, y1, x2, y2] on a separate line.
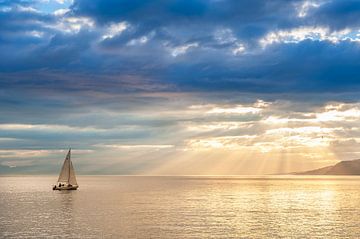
[1, 176, 360, 238]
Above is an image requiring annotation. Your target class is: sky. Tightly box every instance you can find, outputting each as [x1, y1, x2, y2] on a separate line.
[1, 0, 360, 175]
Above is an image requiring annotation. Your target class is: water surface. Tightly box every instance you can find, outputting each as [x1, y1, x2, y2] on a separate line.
[1, 176, 359, 238]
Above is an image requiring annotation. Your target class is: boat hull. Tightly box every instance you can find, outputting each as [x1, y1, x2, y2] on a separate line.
[53, 185, 78, 190]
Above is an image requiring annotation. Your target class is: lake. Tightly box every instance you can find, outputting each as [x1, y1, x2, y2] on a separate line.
[1, 176, 360, 238]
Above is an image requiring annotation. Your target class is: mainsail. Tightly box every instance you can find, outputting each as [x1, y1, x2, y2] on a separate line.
[57, 149, 78, 185]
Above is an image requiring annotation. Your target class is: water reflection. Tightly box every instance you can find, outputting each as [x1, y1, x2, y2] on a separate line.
[1, 176, 360, 238]
[54, 191, 76, 236]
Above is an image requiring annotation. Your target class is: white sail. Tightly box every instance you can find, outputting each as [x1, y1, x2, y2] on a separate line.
[57, 149, 78, 185]
[69, 160, 78, 185]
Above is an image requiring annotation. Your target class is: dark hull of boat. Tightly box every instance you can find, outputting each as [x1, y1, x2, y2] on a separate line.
[53, 185, 78, 190]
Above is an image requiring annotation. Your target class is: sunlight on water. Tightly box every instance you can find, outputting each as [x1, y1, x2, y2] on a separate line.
[1, 176, 360, 238]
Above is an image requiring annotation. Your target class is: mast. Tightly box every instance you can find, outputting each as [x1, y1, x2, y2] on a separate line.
[68, 148, 71, 183]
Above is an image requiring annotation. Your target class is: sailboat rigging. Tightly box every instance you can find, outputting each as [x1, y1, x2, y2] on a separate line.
[53, 149, 79, 190]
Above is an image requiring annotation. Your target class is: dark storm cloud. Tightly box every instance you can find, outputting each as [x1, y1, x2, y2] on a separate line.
[307, 0, 360, 30]
[71, 0, 302, 44]
[70, 0, 303, 28]
[146, 39, 360, 94]
[1, 0, 360, 96]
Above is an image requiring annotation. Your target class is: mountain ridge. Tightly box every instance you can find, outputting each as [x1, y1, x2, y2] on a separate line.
[294, 159, 360, 175]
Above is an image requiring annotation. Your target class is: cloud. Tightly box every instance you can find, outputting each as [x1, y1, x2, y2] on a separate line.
[101, 21, 128, 40]
[306, 0, 360, 30]
[97, 144, 175, 150]
[170, 42, 199, 57]
[1, 97, 360, 174]
[2, 0, 360, 95]
[2, 0, 360, 174]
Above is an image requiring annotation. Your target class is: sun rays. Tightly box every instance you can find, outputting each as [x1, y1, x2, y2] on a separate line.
[145, 100, 360, 174]
[1, 98, 360, 174]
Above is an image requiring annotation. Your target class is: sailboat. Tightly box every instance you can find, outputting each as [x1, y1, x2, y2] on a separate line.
[53, 149, 79, 190]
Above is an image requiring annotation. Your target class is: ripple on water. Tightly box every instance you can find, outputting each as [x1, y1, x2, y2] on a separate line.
[1, 176, 360, 238]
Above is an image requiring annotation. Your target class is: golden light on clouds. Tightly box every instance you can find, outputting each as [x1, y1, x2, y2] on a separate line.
[2, 99, 360, 174]
[150, 100, 360, 174]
